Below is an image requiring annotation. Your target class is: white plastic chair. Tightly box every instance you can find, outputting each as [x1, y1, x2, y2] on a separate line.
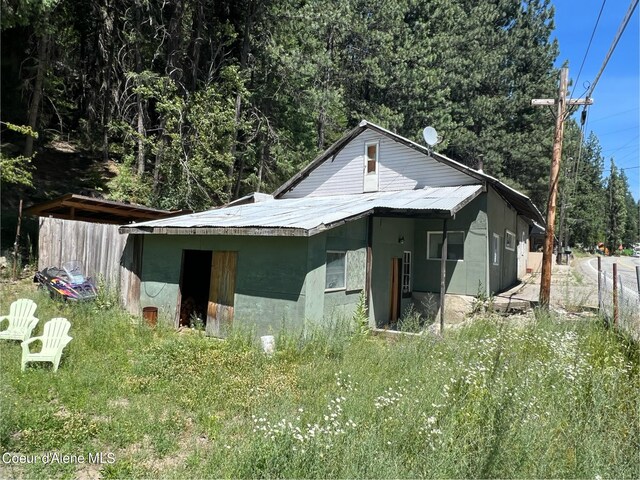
[0, 299, 39, 342]
[21, 318, 72, 372]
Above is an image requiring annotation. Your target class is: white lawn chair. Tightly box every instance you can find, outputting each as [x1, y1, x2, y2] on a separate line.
[0, 299, 39, 342]
[21, 317, 72, 372]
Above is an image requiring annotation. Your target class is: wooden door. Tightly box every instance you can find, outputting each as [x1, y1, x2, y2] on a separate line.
[389, 258, 401, 324]
[207, 251, 238, 337]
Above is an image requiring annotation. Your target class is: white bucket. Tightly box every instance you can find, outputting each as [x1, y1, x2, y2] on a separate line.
[260, 335, 275, 355]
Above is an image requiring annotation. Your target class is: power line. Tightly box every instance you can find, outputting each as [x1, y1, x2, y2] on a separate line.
[585, 0, 639, 99]
[570, 0, 607, 99]
[596, 126, 640, 137]
[604, 165, 640, 172]
[588, 107, 639, 123]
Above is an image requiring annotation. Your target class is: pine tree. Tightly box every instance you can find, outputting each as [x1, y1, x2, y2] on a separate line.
[605, 160, 628, 254]
[620, 171, 640, 246]
[566, 132, 606, 248]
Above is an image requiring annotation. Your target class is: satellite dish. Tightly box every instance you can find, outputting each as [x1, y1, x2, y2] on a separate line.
[422, 126, 439, 147]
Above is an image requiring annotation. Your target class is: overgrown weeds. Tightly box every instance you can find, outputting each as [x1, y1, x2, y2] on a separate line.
[1, 281, 638, 478]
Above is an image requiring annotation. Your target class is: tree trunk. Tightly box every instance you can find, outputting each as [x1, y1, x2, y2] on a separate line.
[99, 4, 112, 162]
[227, 93, 243, 199]
[256, 139, 268, 193]
[136, 95, 145, 175]
[227, 3, 254, 200]
[24, 33, 50, 158]
[232, 145, 246, 199]
[190, 3, 203, 90]
[153, 119, 165, 193]
[135, 4, 146, 175]
[166, 0, 184, 85]
[316, 27, 334, 151]
[317, 108, 326, 150]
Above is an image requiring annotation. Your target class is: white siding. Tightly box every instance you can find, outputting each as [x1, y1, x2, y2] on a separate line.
[282, 130, 476, 198]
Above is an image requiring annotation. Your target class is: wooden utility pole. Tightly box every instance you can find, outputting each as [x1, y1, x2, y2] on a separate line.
[532, 67, 593, 308]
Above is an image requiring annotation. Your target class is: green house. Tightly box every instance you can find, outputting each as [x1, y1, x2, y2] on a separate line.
[120, 121, 544, 335]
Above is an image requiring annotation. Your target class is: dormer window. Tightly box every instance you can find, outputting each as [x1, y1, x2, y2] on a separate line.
[364, 141, 379, 192]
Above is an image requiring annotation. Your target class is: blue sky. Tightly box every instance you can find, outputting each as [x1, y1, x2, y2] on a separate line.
[552, 0, 639, 201]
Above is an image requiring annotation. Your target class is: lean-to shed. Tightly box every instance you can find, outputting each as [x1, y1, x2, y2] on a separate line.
[26, 194, 186, 313]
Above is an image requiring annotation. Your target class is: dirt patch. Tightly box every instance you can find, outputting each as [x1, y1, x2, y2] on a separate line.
[75, 463, 102, 480]
[107, 398, 130, 409]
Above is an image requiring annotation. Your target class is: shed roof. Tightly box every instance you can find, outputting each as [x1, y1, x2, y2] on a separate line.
[273, 120, 544, 225]
[25, 194, 188, 225]
[119, 185, 483, 236]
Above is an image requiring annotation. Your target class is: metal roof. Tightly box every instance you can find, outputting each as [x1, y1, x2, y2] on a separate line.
[119, 185, 483, 236]
[25, 194, 189, 225]
[273, 120, 544, 225]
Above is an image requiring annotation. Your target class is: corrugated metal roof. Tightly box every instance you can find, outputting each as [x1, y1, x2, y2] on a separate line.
[25, 193, 189, 225]
[120, 185, 483, 236]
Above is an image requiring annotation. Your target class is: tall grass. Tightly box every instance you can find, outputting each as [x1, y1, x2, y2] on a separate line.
[1, 282, 638, 478]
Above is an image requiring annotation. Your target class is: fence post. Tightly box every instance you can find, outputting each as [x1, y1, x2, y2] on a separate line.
[597, 256, 602, 312]
[636, 265, 640, 302]
[619, 275, 624, 328]
[613, 263, 618, 328]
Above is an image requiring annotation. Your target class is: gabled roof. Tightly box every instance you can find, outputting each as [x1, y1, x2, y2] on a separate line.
[119, 186, 483, 236]
[25, 194, 188, 225]
[273, 120, 544, 225]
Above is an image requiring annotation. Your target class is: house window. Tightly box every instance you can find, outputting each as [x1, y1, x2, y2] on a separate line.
[365, 143, 378, 174]
[402, 251, 412, 295]
[427, 231, 464, 261]
[505, 230, 516, 251]
[325, 251, 346, 291]
[492, 233, 501, 265]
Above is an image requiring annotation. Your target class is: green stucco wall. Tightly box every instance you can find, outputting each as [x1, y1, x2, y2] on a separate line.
[138, 219, 368, 337]
[140, 234, 309, 336]
[321, 219, 368, 322]
[487, 186, 518, 293]
[412, 194, 488, 297]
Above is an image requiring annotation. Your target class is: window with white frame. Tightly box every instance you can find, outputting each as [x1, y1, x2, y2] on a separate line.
[402, 251, 412, 295]
[492, 233, 501, 265]
[365, 142, 378, 174]
[505, 230, 516, 251]
[325, 251, 346, 290]
[427, 231, 465, 260]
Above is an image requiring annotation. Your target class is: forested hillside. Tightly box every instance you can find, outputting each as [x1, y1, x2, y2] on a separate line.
[1, 0, 638, 251]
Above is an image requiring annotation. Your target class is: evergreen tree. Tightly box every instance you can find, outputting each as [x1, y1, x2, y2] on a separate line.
[565, 132, 606, 248]
[0, 0, 570, 213]
[620, 171, 640, 246]
[605, 160, 628, 254]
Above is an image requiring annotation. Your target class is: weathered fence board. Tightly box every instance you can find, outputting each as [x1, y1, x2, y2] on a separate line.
[37, 217, 140, 314]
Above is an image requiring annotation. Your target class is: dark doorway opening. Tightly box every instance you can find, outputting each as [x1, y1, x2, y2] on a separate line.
[179, 250, 212, 328]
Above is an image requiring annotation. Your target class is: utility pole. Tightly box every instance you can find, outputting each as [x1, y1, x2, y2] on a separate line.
[532, 67, 593, 308]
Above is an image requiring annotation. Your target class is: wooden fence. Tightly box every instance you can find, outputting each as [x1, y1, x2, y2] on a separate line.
[37, 217, 141, 314]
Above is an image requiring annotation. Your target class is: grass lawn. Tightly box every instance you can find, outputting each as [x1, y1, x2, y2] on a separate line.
[1, 280, 639, 479]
